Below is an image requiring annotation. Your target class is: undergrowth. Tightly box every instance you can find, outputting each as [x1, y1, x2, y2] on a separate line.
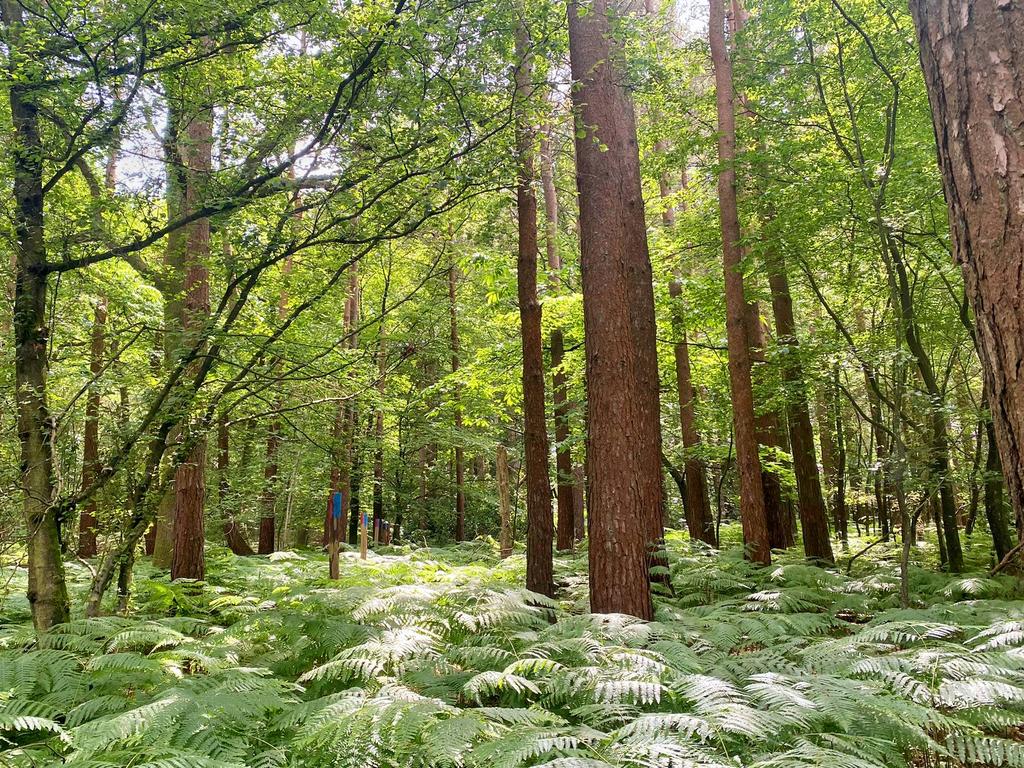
[0, 530, 1022, 767]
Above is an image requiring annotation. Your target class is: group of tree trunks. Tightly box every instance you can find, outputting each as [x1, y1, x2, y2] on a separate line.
[6, 0, 1024, 631]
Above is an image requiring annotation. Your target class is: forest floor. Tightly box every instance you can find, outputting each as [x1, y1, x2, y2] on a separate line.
[1, 528, 1023, 767]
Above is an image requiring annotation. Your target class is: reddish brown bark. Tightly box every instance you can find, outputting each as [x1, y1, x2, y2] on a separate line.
[568, 0, 664, 619]
[78, 297, 107, 558]
[541, 125, 576, 552]
[909, 0, 1024, 549]
[170, 103, 213, 582]
[767, 254, 834, 563]
[516, 23, 554, 597]
[708, 0, 770, 564]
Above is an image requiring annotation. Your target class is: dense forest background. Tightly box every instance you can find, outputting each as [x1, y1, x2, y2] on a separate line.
[1, 0, 1023, 765]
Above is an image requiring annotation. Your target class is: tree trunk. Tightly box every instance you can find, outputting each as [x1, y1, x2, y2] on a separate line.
[218, 414, 253, 555]
[498, 444, 513, 558]
[667, 171, 715, 547]
[259, 253, 294, 555]
[540, 123, 576, 552]
[78, 298, 107, 558]
[572, 465, 586, 541]
[909, 0, 1024, 553]
[568, 0, 665, 619]
[152, 94, 187, 570]
[984, 414, 1015, 562]
[373, 323, 387, 542]
[708, 0, 770, 565]
[448, 262, 466, 541]
[767, 251, 834, 563]
[258, 416, 280, 554]
[170, 98, 213, 582]
[4, 0, 71, 631]
[515, 23, 554, 597]
[747, 301, 792, 550]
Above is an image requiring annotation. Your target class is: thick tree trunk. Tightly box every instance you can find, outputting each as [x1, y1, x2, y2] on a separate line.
[540, 124, 576, 551]
[568, 0, 665, 619]
[515, 23, 554, 597]
[448, 262, 466, 541]
[909, 0, 1024, 552]
[78, 298, 107, 558]
[4, 0, 70, 631]
[169, 101, 213, 583]
[767, 252, 834, 563]
[708, 0, 770, 565]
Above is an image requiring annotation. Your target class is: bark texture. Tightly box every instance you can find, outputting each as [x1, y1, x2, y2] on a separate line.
[909, 0, 1024, 548]
[515, 23, 554, 597]
[568, 0, 665, 619]
[708, 0, 770, 564]
[4, 0, 71, 631]
[170, 101, 213, 582]
[767, 253, 834, 563]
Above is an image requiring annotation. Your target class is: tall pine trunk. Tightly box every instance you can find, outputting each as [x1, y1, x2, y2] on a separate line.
[170, 97, 213, 582]
[909, 0, 1024, 554]
[540, 123, 576, 552]
[568, 0, 665, 619]
[515, 22, 554, 597]
[708, 0, 770, 564]
[766, 251, 834, 563]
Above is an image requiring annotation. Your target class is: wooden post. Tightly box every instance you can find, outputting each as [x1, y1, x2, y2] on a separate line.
[498, 445, 512, 558]
[360, 509, 368, 560]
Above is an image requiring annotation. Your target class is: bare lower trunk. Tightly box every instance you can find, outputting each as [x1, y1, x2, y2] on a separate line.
[569, 0, 664, 619]
[909, 1, 1024, 554]
[708, 0, 769, 565]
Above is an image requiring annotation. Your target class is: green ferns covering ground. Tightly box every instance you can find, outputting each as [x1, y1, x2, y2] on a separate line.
[1, 533, 1023, 768]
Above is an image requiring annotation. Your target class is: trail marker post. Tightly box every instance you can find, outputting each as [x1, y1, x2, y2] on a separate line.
[360, 509, 368, 560]
[328, 491, 342, 580]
